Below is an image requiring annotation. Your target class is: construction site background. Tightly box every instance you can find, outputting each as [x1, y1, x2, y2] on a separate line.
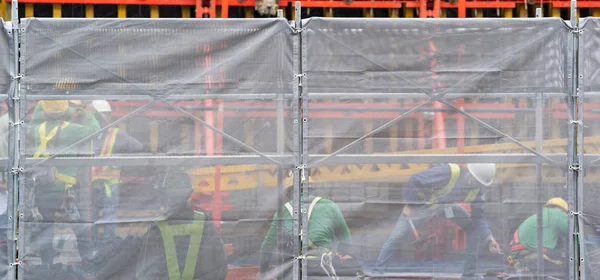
[0, 11, 598, 280]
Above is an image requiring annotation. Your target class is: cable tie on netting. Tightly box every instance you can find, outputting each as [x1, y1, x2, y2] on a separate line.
[295, 73, 306, 86]
[10, 168, 22, 175]
[569, 164, 581, 172]
[293, 28, 306, 34]
[570, 28, 583, 34]
[296, 164, 306, 184]
[9, 121, 23, 127]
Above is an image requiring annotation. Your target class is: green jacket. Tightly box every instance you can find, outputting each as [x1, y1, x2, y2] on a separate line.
[31, 111, 100, 192]
[259, 196, 352, 273]
[517, 207, 569, 251]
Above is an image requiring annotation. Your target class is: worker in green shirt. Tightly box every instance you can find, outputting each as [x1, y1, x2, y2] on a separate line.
[505, 197, 569, 278]
[258, 171, 358, 279]
[29, 99, 100, 266]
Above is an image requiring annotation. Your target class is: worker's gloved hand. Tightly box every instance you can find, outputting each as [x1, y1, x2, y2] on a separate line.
[31, 207, 43, 222]
[402, 205, 414, 217]
[488, 238, 501, 254]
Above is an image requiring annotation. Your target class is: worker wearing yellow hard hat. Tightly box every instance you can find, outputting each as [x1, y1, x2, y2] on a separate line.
[258, 170, 362, 280]
[30, 78, 84, 127]
[503, 197, 569, 278]
[28, 78, 101, 266]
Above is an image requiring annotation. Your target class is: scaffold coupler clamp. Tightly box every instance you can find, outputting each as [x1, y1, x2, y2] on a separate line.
[9, 261, 22, 267]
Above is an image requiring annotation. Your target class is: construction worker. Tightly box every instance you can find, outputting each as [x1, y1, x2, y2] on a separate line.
[135, 169, 228, 280]
[29, 99, 100, 266]
[30, 78, 82, 127]
[373, 163, 501, 279]
[90, 100, 143, 241]
[258, 171, 359, 280]
[503, 197, 568, 278]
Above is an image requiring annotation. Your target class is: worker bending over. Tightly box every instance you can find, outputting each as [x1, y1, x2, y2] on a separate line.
[259, 171, 360, 279]
[135, 169, 228, 280]
[373, 163, 501, 279]
[504, 197, 568, 278]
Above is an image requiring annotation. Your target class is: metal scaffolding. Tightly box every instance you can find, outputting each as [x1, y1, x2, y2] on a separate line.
[1, 1, 592, 280]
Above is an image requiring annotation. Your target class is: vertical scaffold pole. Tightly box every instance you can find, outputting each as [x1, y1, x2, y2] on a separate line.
[9, 0, 19, 278]
[276, 6, 286, 276]
[567, 0, 580, 279]
[292, 2, 303, 280]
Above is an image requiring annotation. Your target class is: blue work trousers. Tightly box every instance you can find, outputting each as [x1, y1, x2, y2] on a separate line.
[93, 183, 120, 240]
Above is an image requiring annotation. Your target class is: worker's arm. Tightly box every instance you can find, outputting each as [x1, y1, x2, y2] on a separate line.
[470, 202, 493, 239]
[197, 216, 228, 280]
[113, 130, 145, 154]
[402, 164, 452, 206]
[62, 111, 101, 145]
[259, 212, 279, 274]
[330, 201, 352, 254]
[29, 103, 45, 127]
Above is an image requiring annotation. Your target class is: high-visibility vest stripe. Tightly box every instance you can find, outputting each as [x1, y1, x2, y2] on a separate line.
[34, 121, 77, 186]
[92, 128, 121, 197]
[155, 211, 205, 280]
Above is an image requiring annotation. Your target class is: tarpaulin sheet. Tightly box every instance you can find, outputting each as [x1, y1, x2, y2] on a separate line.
[302, 18, 570, 279]
[18, 18, 296, 280]
[20, 18, 294, 97]
[579, 17, 600, 280]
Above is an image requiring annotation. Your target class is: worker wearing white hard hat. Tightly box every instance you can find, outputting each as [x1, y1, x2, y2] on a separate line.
[90, 100, 144, 241]
[373, 163, 500, 279]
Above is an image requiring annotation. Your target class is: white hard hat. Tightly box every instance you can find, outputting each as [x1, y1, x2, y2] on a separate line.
[92, 100, 112, 113]
[467, 163, 496, 187]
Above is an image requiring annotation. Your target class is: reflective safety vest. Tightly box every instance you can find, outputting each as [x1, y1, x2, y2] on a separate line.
[91, 127, 120, 198]
[284, 196, 322, 250]
[418, 164, 481, 208]
[155, 211, 205, 280]
[33, 121, 77, 187]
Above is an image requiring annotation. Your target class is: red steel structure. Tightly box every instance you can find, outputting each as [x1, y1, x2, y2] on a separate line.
[3, 0, 600, 20]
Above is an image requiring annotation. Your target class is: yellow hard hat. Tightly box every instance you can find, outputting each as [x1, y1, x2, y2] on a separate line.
[545, 197, 568, 212]
[40, 100, 69, 114]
